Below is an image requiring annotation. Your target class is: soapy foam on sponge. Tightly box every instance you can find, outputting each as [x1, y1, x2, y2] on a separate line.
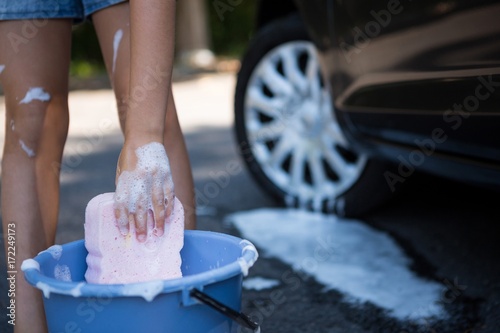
[84, 192, 184, 284]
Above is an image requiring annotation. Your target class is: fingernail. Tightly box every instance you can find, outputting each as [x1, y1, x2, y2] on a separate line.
[119, 225, 128, 236]
[137, 234, 146, 242]
[154, 228, 164, 237]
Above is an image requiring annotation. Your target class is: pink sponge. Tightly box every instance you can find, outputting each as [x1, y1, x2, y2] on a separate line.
[84, 192, 184, 284]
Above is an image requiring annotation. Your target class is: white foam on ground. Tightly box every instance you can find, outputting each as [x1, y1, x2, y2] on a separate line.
[19, 87, 51, 104]
[229, 209, 446, 320]
[243, 277, 280, 291]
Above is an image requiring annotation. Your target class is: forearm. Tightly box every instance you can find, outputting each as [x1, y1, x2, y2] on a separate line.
[126, 0, 176, 145]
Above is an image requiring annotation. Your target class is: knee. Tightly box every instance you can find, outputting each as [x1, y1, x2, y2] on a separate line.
[4, 109, 44, 159]
[4, 95, 69, 158]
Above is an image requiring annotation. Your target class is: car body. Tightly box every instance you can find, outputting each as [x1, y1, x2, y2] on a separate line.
[234, 0, 500, 215]
[293, 0, 500, 190]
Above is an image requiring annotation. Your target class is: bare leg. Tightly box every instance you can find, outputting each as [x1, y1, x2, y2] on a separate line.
[92, 3, 196, 229]
[0, 19, 72, 332]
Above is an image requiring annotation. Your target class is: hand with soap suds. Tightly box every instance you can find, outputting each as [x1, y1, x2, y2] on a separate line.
[114, 142, 175, 241]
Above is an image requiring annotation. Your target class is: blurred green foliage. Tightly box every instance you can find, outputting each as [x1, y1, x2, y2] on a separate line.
[70, 1, 256, 76]
[206, 0, 256, 56]
[71, 23, 106, 76]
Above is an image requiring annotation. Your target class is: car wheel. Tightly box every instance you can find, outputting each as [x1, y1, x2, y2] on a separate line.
[234, 15, 393, 216]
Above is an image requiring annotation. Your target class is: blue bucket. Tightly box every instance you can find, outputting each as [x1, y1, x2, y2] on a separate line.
[22, 230, 259, 333]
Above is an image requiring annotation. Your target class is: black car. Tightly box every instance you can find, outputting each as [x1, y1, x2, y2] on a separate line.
[234, 0, 500, 216]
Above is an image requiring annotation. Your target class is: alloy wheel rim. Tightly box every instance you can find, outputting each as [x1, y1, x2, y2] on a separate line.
[244, 41, 367, 210]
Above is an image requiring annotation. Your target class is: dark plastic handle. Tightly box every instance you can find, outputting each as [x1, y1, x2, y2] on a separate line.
[190, 288, 260, 332]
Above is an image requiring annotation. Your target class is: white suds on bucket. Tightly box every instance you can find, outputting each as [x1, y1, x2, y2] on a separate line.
[21, 259, 40, 272]
[40, 244, 63, 261]
[36, 281, 85, 299]
[122, 280, 164, 302]
[19, 87, 51, 104]
[19, 139, 36, 158]
[54, 264, 72, 282]
[36, 282, 52, 298]
[69, 282, 85, 297]
[237, 258, 250, 277]
[112, 29, 123, 74]
[236, 239, 259, 277]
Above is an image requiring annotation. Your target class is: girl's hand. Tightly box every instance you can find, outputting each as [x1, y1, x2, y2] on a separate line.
[114, 141, 174, 241]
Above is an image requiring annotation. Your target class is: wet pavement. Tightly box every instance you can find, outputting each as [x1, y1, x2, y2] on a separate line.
[1, 73, 499, 332]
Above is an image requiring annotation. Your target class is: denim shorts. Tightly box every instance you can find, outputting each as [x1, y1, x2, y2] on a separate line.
[0, 0, 126, 22]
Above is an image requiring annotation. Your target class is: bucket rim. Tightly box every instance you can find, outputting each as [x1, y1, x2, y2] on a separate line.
[22, 230, 258, 301]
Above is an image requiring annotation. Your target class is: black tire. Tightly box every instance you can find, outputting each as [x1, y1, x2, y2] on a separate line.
[234, 14, 394, 217]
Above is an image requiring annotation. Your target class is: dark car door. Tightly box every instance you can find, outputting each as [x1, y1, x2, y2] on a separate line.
[295, 0, 500, 186]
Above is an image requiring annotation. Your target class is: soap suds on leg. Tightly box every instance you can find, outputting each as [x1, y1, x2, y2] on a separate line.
[112, 29, 124, 74]
[10, 119, 15, 131]
[19, 87, 51, 104]
[0, 64, 5, 74]
[19, 139, 36, 158]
